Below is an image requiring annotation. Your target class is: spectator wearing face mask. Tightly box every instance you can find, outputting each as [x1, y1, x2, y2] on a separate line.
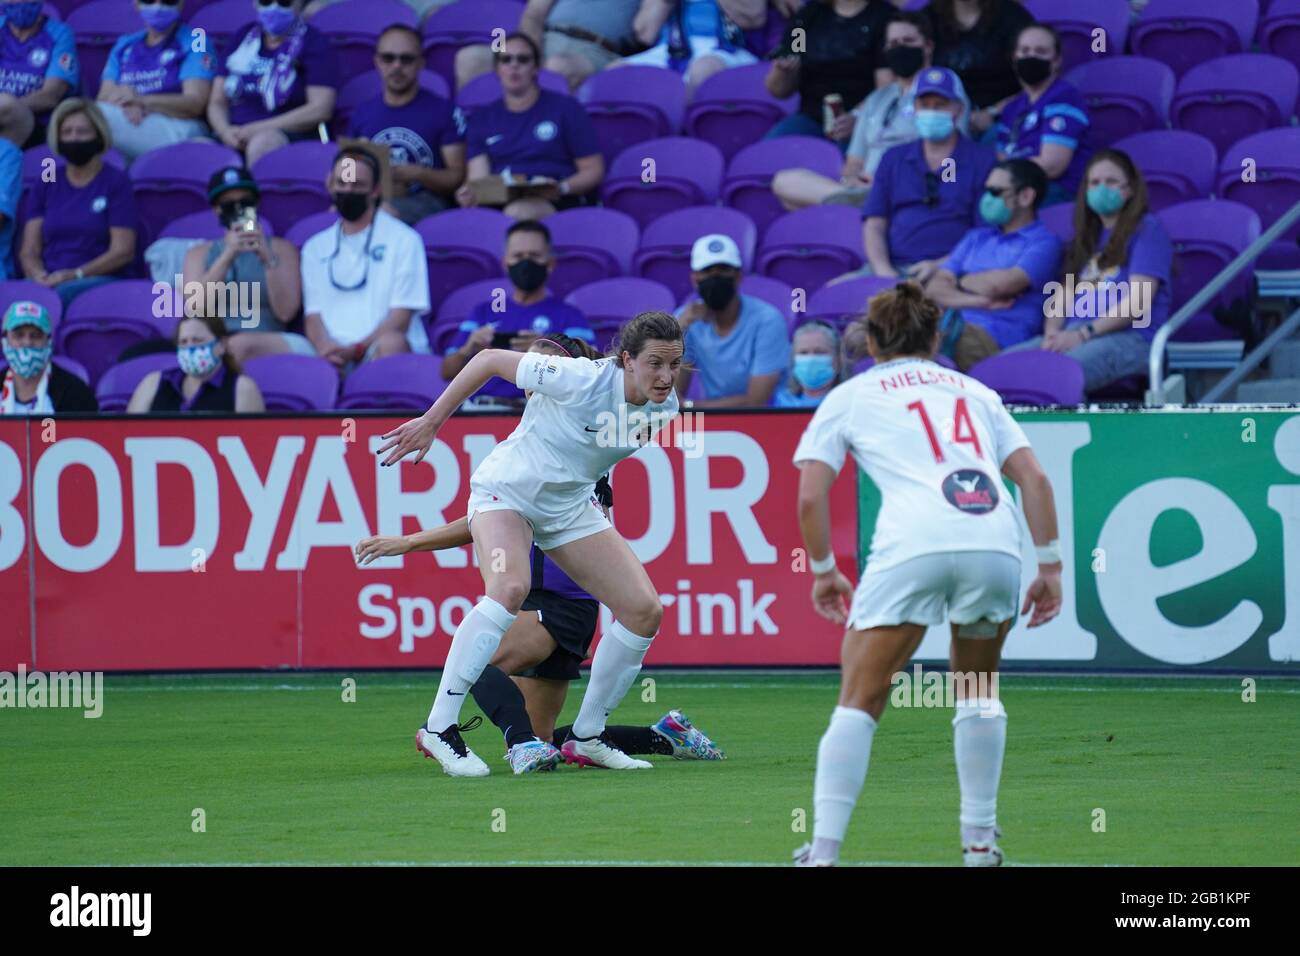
[0, 0, 78, 148]
[0, 300, 96, 415]
[674, 233, 790, 407]
[127, 313, 265, 413]
[771, 320, 845, 408]
[441, 219, 593, 407]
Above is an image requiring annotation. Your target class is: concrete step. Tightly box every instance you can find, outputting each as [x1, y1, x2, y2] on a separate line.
[1268, 340, 1300, 379]
[1236, 378, 1300, 403]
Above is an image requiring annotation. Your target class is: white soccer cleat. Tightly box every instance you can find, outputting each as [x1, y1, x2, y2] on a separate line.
[792, 842, 836, 867]
[962, 827, 1004, 866]
[416, 719, 490, 778]
[561, 733, 652, 769]
[506, 738, 563, 774]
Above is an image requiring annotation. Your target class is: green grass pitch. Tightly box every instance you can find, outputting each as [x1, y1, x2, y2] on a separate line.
[3, 672, 1296, 866]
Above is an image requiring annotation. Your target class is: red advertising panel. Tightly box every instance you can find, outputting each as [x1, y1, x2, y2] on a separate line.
[0, 418, 32, 670]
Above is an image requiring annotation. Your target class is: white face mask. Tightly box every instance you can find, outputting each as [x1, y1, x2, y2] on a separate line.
[178, 341, 220, 377]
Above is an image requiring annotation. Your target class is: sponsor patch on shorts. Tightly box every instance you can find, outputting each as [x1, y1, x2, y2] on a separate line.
[941, 469, 998, 514]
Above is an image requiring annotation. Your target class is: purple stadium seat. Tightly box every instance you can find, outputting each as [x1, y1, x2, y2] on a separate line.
[95, 353, 178, 412]
[1130, 0, 1257, 78]
[803, 276, 899, 332]
[421, 0, 523, 86]
[756, 206, 864, 293]
[543, 207, 639, 299]
[415, 208, 510, 310]
[337, 353, 448, 410]
[333, 70, 451, 137]
[1218, 129, 1300, 270]
[852, 353, 958, 375]
[1023, 0, 1131, 73]
[250, 142, 338, 237]
[1260, 0, 1300, 62]
[431, 276, 513, 341]
[1038, 202, 1075, 243]
[285, 210, 340, 249]
[69, 0, 135, 100]
[190, 0, 257, 57]
[0, 281, 62, 334]
[1113, 130, 1218, 211]
[158, 211, 225, 241]
[575, 66, 687, 167]
[1156, 199, 1262, 340]
[242, 354, 340, 411]
[457, 69, 569, 119]
[57, 280, 174, 386]
[633, 206, 757, 303]
[130, 142, 242, 247]
[564, 277, 677, 351]
[45, 356, 91, 384]
[968, 351, 1085, 405]
[1064, 57, 1175, 148]
[602, 137, 725, 230]
[309, 0, 417, 79]
[723, 137, 844, 239]
[1172, 54, 1299, 157]
[684, 63, 797, 163]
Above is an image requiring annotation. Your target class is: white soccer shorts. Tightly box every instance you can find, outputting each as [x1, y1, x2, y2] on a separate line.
[848, 551, 1021, 637]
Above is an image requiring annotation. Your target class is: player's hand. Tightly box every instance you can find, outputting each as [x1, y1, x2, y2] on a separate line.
[377, 411, 441, 466]
[355, 534, 411, 565]
[811, 568, 854, 626]
[1021, 566, 1062, 627]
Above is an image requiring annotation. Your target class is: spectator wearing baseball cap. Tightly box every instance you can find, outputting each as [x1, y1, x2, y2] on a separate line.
[1, 300, 96, 415]
[181, 165, 308, 366]
[674, 233, 790, 407]
[852, 66, 995, 285]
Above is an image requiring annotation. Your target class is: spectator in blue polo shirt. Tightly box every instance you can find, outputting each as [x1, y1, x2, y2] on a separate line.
[0, 133, 18, 279]
[924, 158, 1062, 369]
[96, 1, 217, 161]
[853, 67, 996, 284]
[995, 23, 1090, 206]
[0, 2, 78, 148]
[675, 233, 790, 407]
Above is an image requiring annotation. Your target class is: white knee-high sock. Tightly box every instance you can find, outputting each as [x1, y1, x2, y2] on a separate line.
[571, 620, 654, 739]
[811, 706, 877, 862]
[953, 696, 1007, 835]
[426, 597, 516, 733]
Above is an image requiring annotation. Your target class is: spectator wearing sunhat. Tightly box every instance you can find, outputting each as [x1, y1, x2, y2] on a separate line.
[180, 164, 307, 366]
[1, 300, 96, 415]
[673, 233, 790, 408]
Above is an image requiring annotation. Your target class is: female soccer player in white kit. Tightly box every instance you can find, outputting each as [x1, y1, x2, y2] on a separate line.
[791, 282, 1063, 866]
[377, 312, 683, 776]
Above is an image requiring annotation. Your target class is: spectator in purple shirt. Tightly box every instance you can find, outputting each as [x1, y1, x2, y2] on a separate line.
[128, 313, 265, 413]
[348, 25, 465, 226]
[96, 1, 218, 161]
[19, 100, 139, 307]
[0, 1, 78, 148]
[206, 0, 339, 167]
[456, 33, 604, 222]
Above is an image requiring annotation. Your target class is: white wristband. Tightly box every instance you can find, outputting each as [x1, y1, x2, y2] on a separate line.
[810, 552, 837, 575]
[1036, 541, 1062, 565]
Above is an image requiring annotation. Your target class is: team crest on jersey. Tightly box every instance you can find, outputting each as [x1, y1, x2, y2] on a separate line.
[1049, 116, 1066, 132]
[534, 120, 557, 141]
[161, 49, 177, 65]
[531, 315, 551, 333]
[29, 48, 48, 67]
[92, 196, 107, 213]
[941, 469, 998, 514]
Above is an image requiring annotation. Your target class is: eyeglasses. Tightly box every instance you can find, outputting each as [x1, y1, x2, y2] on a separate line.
[256, 0, 295, 8]
[377, 52, 419, 65]
[146, 0, 182, 6]
[495, 54, 535, 65]
[328, 218, 377, 292]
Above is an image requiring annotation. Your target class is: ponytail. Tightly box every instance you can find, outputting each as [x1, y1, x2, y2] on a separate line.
[848, 280, 939, 361]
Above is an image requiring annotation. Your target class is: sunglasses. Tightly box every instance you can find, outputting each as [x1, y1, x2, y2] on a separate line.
[143, 0, 182, 6]
[377, 52, 418, 65]
[256, 0, 296, 8]
[496, 54, 535, 66]
[984, 185, 1013, 199]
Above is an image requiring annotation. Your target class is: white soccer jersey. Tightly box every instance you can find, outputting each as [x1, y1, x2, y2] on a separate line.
[471, 353, 680, 522]
[793, 357, 1031, 571]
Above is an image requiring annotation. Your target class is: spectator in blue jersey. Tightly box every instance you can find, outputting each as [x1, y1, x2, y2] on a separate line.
[19, 100, 139, 307]
[348, 25, 465, 226]
[621, 0, 761, 94]
[441, 219, 593, 407]
[207, 0, 339, 167]
[456, 33, 604, 222]
[770, 321, 846, 408]
[0, 1, 78, 148]
[95, 1, 217, 161]
[674, 233, 790, 407]
[924, 158, 1061, 368]
[994, 23, 1089, 206]
[0, 132, 19, 279]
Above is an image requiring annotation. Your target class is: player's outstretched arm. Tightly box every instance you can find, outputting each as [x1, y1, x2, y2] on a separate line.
[1002, 447, 1063, 628]
[797, 460, 854, 625]
[377, 349, 527, 466]
[355, 516, 472, 565]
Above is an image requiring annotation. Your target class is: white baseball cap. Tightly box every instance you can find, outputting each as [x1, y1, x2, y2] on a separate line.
[690, 233, 742, 271]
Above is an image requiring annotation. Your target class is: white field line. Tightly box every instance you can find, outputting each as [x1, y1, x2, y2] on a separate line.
[97, 682, 1300, 694]
[91, 859, 1135, 868]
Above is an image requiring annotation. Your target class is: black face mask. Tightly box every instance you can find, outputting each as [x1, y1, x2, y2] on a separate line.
[58, 137, 103, 167]
[332, 191, 372, 222]
[508, 258, 548, 293]
[698, 275, 737, 311]
[1014, 56, 1053, 87]
[217, 202, 254, 228]
[884, 45, 924, 79]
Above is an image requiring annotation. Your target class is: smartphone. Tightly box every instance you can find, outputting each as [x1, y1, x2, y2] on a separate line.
[491, 330, 517, 349]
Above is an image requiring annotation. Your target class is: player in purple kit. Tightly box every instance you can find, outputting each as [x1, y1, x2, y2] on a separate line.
[348, 24, 465, 226]
[456, 32, 603, 221]
[96, 0, 217, 160]
[0, 0, 78, 148]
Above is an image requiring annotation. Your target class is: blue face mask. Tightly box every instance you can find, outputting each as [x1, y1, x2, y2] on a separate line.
[1086, 184, 1126, 217]
[5, 1, 44, 28]
[979, 190, 1012, 227]
[258, 6, 300, 37]
[138, 1, 180, 32]
[793, 354, 836, 392]
[914, 109, 954, 141]
[3, 341, 52, 378]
